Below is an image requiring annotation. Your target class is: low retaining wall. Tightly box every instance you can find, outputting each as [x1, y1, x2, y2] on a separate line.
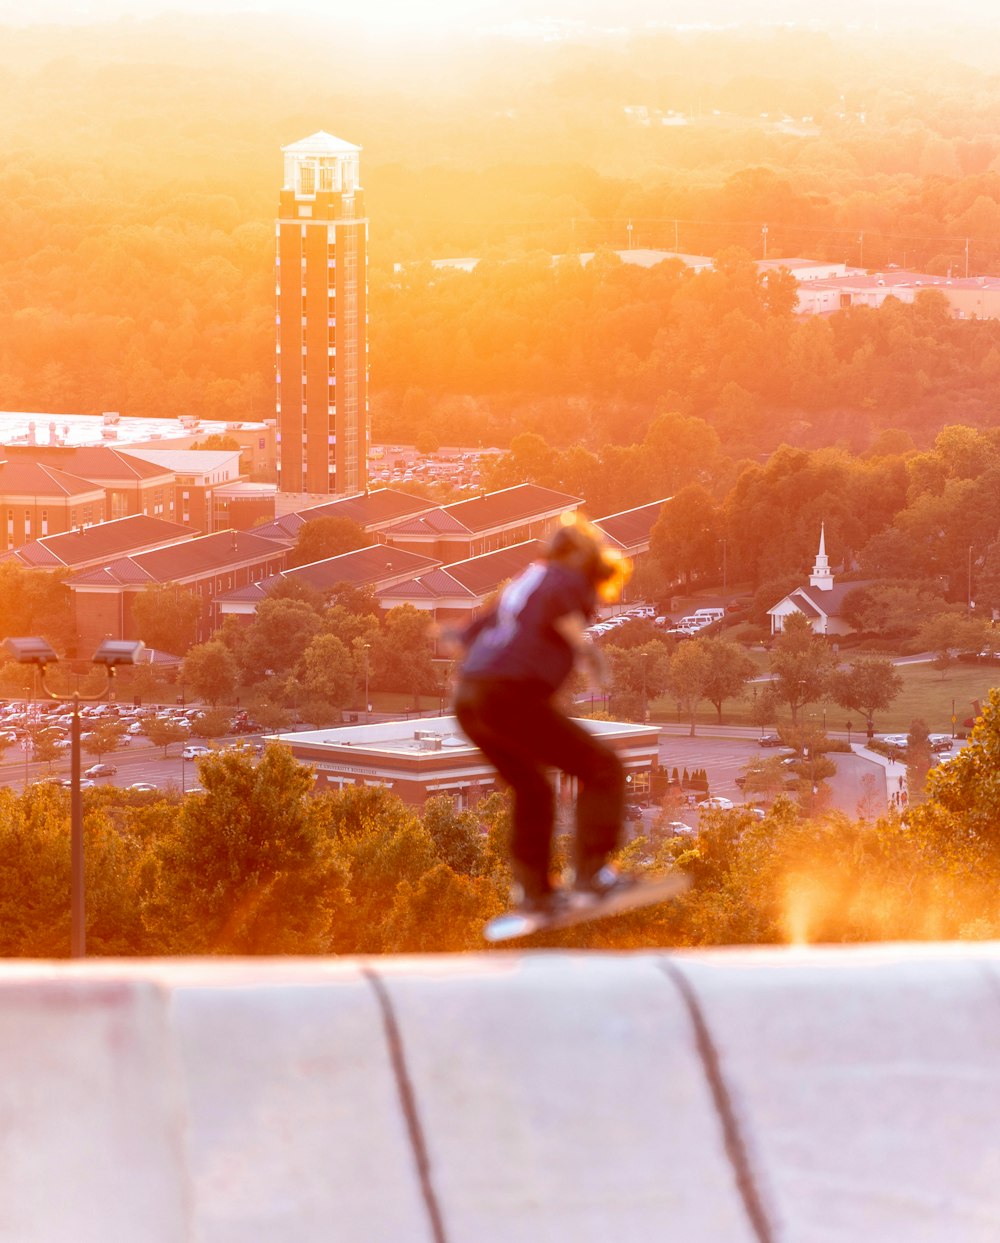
[2, 945, 999, 1242]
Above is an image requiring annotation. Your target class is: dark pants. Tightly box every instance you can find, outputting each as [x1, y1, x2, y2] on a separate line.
[454, 677, 625, 897]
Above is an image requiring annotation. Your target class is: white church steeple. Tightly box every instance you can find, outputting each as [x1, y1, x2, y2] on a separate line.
[809, 523, 834, 591]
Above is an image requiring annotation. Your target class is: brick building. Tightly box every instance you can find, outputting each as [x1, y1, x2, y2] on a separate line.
[270, 715, 661, 809]
[380, 484, 580, 564]
[67, 530, 292, 651]
[0, 458, 106, 549]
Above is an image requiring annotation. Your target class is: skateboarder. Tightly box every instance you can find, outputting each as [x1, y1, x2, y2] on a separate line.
[452, 514, 634, 918]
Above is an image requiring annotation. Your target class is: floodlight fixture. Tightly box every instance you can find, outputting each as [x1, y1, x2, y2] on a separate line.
[91, 638, 145, 668]
[2, 636, 60, 667]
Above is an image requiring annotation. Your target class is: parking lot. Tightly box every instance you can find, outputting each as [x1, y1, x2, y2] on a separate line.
[652, 726, 894, 827]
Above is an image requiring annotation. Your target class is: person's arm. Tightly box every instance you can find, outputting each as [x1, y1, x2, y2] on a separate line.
[554, 611, 609, 691]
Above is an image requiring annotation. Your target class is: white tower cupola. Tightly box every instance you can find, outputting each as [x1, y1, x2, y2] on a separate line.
[809, 523, 834, 591]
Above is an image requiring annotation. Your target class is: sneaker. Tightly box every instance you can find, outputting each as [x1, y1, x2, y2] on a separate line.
[511, 887, 568, 918]
[574, 865, 639, 900]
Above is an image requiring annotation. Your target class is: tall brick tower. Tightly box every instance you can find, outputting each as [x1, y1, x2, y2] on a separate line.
[276, 132, 368, 496]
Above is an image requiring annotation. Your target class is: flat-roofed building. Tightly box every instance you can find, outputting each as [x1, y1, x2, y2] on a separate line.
[269, 714, 661, 809]
[125, 448, 243, 532]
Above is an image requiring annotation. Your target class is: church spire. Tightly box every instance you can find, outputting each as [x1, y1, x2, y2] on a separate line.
[809, 522, 834, 591]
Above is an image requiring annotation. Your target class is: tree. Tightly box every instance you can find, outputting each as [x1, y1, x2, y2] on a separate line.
[827, 656, 904, 738]
[242, 598, 322, 683]
[914, 687, 1000, 850]
[697, 637, 757, 723]
[81, 720, 126, 762]
[916, 613, 988, 677]
[182, 640, 238, 706]
[769, 612, 838, 724]
[905, 719, 933, 807]
[189, 707, 232, 740]
[666, 642, 711, 736]
[31, 729, 63, 771]
[291, 633, 355, 726]
[0, 563, 74, 651]
[131, 583, 201, 657]
[649, 485, 720, 590]
[288, 516, 368, 569]
[373, 605, 437, 709]
[144, 715, 189, 757]
[145, 745, 348, 953]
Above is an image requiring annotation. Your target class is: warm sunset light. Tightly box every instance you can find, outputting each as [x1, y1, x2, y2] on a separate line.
[2, 0, 1000, 958]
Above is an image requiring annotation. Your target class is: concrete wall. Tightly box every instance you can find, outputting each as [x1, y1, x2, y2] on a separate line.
[2, 945, 1000, 1242]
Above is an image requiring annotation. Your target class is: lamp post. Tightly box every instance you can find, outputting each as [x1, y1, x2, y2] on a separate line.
[363, 642, 371, 723]
[4, 637, 144, 958]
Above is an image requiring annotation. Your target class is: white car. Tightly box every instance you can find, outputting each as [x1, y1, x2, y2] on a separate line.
[181, 745, 211, 760]
[697, 796, 735, 811]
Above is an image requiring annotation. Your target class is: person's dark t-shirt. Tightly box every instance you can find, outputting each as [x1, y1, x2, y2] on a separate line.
[458, 560, 596, 693]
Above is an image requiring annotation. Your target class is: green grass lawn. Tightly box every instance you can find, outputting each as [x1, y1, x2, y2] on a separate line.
[652, 660, 999, 736]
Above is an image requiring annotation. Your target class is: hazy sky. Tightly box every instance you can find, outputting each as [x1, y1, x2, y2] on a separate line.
[2, 0, 1000, 33]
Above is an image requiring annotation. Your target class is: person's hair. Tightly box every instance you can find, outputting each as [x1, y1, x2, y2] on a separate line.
[547, 520, 614, 583]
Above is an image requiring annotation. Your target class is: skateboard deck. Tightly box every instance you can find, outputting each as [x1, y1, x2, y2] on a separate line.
[483, 872, 690, 943]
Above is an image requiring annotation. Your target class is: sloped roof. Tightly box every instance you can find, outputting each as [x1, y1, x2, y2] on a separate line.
[288, 545, 440, 592]
[68, 530, 291, 588]
[0, 460, 105, 498]
[446, 541, 545, 596]
[7, 515, 194, 569]
[384, 484, 579, 539]
[594, 499, 670, 551]
[3, 444, 172, 482]
[446, 485, 580, 534]
[378, 541, 545, 605]
[377, 569, 473, 603]
[254, 489, 434, 542]
[768, 579, 874, 619]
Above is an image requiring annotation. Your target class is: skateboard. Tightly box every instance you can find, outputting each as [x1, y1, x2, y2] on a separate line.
[483, 872, 691, 942]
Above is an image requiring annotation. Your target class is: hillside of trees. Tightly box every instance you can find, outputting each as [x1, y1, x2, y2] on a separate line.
[2, 17, 1000, 447]
[4, 690, 1000, 957]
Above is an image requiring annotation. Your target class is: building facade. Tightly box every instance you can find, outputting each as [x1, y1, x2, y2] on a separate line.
[276, 132, 368, 498]
[269, 715, 661, 810]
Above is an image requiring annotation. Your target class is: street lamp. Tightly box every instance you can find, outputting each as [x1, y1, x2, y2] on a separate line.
[362, 642, 371, 723]
[3, 636, 144, 958]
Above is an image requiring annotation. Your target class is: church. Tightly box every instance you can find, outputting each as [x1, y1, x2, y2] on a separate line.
[767, 526, 872, 636]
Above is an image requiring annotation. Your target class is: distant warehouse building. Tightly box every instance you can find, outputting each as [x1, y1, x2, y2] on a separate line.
[269, 715, 660, 809]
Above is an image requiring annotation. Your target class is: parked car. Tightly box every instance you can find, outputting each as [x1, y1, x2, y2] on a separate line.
[84, 763, 117, 778]
[758, 734, 783, 747]
[128, 782, 158, 792]
[182, 745, 211, 760]
[697, 796, 735, 811]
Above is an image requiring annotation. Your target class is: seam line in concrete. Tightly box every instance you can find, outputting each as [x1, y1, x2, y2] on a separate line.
[362, 968, 450, 1243]
[659, 960, 778, 1243]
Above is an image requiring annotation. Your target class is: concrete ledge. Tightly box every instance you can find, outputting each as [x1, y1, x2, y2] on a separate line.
[1, 946, 999, 1242]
